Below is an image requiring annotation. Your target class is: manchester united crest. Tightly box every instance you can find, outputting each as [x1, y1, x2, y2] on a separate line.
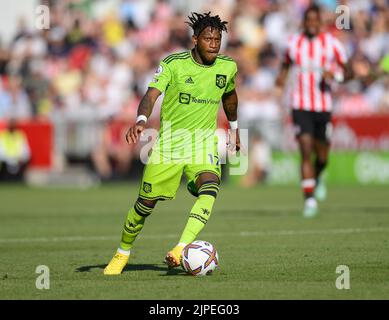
[215, 74, 227, 89]
[143, 182, 152, 193]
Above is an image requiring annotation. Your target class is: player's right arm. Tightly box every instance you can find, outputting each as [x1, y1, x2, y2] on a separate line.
[275, 49, 291, 89]
[125, 87, 161, 144]
[126, 60, 172, 145]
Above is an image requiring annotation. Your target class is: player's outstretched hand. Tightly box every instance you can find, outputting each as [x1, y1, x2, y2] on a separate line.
[125, 121, 146, 145]
[322, 70, 334, 81]
[227, 129, 241, 153]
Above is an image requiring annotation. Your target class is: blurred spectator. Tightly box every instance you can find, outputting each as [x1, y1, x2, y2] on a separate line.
[0, 0, 388, 124]
[0, 76, 32, 119]
[23, 59, 54, 117]
[0, 39, 10, 76]
[0, 119, 30, 181]
[91, 117, 134, 180]
[240, 132, 272, 187]
[238, 45, 282, 149]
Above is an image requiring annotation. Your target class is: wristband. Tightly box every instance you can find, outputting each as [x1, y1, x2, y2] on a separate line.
[229, 120, 238, 130]
[136, 115, 148, 124]
[334, 72, 344, 83]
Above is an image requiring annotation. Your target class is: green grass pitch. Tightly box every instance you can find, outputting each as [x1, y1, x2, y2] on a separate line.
[1, 183, 388, 299]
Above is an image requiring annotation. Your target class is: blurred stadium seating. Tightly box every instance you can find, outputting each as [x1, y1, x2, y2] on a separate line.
[0, 0, 388, 185]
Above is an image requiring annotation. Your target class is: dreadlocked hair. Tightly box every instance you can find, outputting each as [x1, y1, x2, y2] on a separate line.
[186, 12, 228, 37]
[303, 4, 321, 22]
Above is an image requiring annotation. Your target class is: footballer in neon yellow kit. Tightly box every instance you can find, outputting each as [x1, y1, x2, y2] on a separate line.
[104, 12, 240, 275]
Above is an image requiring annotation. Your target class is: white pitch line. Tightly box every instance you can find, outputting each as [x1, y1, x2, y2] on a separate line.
[238, 227, 389, 237]
[0, 227, 388, 244]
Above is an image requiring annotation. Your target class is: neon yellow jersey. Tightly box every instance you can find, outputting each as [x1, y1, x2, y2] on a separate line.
[148, 51, 237, 161]
[0, 130, 29, 159]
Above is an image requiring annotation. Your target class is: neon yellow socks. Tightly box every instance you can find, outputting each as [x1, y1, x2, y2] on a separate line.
[179, 182, 219, 244]
[120, 200, 153, 250]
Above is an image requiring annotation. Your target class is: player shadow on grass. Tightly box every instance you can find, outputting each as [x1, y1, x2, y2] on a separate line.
[75, 264, 186, 275]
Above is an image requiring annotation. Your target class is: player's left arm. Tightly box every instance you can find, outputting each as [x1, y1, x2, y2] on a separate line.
[222, 89, 240, 152]
[322, 62, 352, 82]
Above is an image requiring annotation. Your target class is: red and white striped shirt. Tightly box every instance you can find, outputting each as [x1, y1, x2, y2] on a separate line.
[284, 32, 348, 112]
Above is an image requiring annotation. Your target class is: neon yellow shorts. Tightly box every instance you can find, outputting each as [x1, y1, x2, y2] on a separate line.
[138, 152, 221, 201]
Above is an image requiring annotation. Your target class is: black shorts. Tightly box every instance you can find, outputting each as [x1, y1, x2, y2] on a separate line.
[292, 110, 332, 143]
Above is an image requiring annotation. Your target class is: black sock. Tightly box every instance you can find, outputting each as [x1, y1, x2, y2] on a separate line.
[315, 159, 327, 182]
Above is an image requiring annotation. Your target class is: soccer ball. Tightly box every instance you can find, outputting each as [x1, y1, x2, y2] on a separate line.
[181, 240, 219, 276]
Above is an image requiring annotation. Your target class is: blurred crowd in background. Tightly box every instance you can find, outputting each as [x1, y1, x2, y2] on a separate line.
[0, 0, 389, 182]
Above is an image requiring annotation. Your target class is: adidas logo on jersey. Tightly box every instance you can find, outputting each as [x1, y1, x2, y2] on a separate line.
[185, 77, 194, 84]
